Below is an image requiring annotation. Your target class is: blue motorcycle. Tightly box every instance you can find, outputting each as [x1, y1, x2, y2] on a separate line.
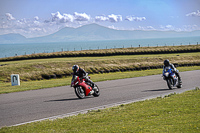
[163, 67, 182, 89]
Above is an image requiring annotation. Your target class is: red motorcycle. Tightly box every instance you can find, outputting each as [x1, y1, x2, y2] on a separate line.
[71, 74, 100, 99]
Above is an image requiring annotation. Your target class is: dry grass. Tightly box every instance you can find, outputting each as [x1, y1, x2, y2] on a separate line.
[0, 45, 199, 61]
[0, 52, 200, 82]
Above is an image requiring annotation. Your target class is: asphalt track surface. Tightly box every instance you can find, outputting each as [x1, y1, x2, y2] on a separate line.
[0, 70, 200, 127]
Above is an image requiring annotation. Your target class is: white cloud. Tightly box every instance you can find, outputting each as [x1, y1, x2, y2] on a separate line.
[108, 25, 118, 30]
[165, 25, 173, 29]
[73, 12, 90, 21]
[183, 25, 199, 31]
[186, 10, 200, 17]
[51, 11, 64, 22]
[95, 14, 122, 23]
[146, 26, 155, 30]
[158, 25, 200, 32]
[108, 14, 122, 22]
[51, 11, 90, 23]
[5, 13, 15, 20]
[125, 16, 146, 21]
[34, 16, 39, 21]
[62, 14, 74, 22]
[159, 25, 175, 31]
[95, 15, 109, 22]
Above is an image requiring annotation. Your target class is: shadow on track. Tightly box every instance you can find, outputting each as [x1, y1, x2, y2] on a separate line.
[142, 88, 172, 92]
[44, 97, 93, 102]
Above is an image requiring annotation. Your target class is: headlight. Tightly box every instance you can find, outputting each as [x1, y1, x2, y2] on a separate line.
[164, 72, 169, 77]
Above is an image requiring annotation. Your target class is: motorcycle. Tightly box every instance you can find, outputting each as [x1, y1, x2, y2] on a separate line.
[71, 74, 100, 99]
[163, 67, 182, 90]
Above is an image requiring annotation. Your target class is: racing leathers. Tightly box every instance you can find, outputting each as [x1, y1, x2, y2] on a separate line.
[163, 63, 182, 82]
[73, 67, 95, 88]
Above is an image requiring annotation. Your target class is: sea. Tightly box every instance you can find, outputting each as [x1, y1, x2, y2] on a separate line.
[0, 36, 200, 58]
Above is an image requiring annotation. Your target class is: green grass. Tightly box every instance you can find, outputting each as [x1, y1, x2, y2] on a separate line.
[1, 88, 200, 132]
[0, 66, 200, 94]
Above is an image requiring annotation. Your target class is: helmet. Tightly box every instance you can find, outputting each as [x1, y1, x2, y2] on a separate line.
[72, 65, 79, 73]
[164, 59, 170, 66]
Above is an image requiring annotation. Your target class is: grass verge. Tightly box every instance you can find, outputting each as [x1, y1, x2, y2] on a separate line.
[0, 52, 200, 82]
[0, 66, 200, 94]
[1, 88, 199, 132]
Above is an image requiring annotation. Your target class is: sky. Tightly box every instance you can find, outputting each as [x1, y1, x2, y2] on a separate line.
[0, 0, 200, 38]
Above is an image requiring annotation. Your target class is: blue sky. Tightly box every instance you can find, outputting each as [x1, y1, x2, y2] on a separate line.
[0, 0, 200, 38]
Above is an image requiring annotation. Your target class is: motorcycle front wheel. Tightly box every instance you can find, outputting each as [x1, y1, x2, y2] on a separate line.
[93, 85, 100, 97]
[75, 86, 85, 99]
[177, 78, 182, 88]
[167, 78, 173, 90]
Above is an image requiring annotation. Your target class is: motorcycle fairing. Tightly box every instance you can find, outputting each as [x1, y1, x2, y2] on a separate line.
[78, 80, 93, 96]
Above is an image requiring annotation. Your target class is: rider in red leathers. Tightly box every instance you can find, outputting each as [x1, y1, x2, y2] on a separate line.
[72, 65, 95, 88]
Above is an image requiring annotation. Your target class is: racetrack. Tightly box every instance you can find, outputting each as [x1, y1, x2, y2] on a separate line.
[0, 70, 200, 127]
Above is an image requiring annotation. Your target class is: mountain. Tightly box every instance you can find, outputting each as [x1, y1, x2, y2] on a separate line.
[0, 33, 27, 44]
[30, 24, 200, 43]
[0, 24, 200, 44]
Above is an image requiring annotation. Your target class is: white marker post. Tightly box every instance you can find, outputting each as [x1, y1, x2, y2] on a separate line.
[11, 74, 20, 86]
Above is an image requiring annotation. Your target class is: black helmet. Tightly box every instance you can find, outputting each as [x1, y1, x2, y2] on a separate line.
[164, 59, 170, 66]
[72, 65, 79, 73]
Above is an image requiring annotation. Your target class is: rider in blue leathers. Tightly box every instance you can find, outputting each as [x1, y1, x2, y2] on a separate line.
[163, 59, 182, 83]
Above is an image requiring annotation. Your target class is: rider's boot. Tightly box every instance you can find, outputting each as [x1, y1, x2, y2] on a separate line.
[89, 90, 94, 95]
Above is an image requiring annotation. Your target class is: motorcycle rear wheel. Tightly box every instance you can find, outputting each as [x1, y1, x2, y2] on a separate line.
[75, 86, 85, 99]
[167, 78, 173, 90]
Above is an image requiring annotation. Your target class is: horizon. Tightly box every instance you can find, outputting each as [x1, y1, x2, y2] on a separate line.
[1, 23, 200, 39]
[0, 0, 200, 38]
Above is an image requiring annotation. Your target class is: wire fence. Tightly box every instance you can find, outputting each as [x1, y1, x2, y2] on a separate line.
[1, 41, 199, 58]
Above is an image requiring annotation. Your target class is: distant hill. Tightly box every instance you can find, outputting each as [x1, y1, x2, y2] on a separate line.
[0, 33, 27, 44]
[0, 24, 200, 44]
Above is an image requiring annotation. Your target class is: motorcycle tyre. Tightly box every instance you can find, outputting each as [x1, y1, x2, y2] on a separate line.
[93, 85, 100, 97]
[167, 78, 173, 90]
[75, 86, 85, 99]
[177, 78, 182, 88]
